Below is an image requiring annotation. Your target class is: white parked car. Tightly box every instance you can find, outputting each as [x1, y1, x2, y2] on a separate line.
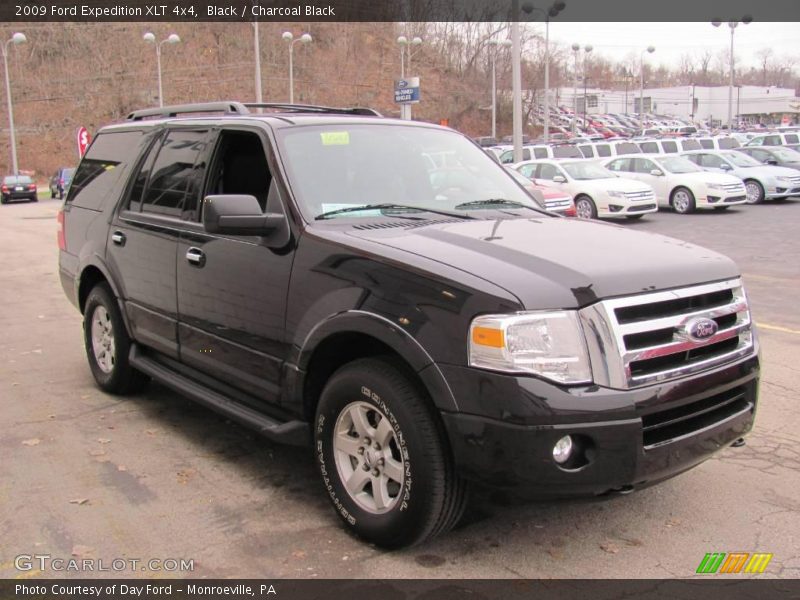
[515, 159, 658, 220]
[603, 154, 747, 214]
[745, 131, 800, 147]
[681, 149, 800, 203]
[575, 140, 642, 159]
[499, 144, 582, 164]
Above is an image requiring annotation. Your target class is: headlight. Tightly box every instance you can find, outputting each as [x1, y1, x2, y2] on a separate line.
[606, 190, 626, 198]
[776, 176, 793, 183]
[469, 311, 592, 384]
[705, 182, 724, 190]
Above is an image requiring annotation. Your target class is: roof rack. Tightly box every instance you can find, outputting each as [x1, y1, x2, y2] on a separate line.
[126, 102, 249, 121]
[242, 103, 382, 117]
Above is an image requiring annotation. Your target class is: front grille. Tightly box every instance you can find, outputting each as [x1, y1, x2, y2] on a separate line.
[721, 183, 745, 193]
[624, 190, 655, 202]
[628, 203, 657, 212]
[724, 195, 746, 203]
[579, 278, 755, 389]
[641, 385, 752, 449]
[544, 198, 573, 211]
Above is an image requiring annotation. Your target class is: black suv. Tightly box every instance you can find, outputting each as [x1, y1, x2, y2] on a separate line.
[59, 102, 760, 548]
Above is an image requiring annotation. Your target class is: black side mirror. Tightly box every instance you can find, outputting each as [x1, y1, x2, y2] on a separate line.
[202, 195, 285, 236]
[765, 158, 778, 165]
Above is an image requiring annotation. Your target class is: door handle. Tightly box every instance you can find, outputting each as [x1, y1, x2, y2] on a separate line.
[111, 231, 126, 246]
[186, 247, 206, 267]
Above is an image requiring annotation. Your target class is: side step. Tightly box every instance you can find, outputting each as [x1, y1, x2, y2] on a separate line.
[129, 345, 309, 446]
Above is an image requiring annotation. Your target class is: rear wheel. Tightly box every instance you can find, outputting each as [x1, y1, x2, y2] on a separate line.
[83, 283, 149, 394]
[575, 195, 597, 219]
[744, 180, 765, 204]
[671, 187, 696, 214]
[314, 357, 466, 548]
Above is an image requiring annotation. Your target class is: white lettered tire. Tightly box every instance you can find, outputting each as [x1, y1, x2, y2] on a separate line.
[314, 357, 466, 548]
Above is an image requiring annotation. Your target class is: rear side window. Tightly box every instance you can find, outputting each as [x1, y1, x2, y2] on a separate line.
[614, 142, 640, 154]
[639, 142, 658, 153]
[681, 139, 701, 151]
[594, 144, 611, 157]
[553, 146, 581, 158]
[134, 130, 209, 217]
[533, 147, 548, 159]
[764, 135, 781, 146]
[717, 138, 740, 149]
[66, 131, 145, 211]
[661, 141, 678, 153]
[578, 145, 594, 158]
[698, 139, 714, 149]
[785, 134, 799, 144]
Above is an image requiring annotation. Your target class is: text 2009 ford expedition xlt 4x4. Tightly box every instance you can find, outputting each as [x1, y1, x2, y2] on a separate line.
[59, 102, 759, 548]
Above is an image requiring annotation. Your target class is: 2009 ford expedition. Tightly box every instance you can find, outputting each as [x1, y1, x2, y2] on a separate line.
[59, 101, 759, 548]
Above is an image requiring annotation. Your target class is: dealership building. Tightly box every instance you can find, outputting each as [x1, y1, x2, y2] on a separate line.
[544, 85, 799, 126]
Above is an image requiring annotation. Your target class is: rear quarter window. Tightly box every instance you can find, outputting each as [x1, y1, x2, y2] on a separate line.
[552, 146, 581, 158]
[784, 134, 798, 144]
[661, 141, 678, 153]
[66, 131, 146, 211]
[639, 142, 659, 153]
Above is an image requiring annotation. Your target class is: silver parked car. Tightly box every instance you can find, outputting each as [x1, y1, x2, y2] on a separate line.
[680, 149, 800, 203]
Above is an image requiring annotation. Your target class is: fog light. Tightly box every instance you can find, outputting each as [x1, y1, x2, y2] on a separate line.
[608, 204, 622, 212]
[706, 195, 720, 203]
[553, 435, 573, 464]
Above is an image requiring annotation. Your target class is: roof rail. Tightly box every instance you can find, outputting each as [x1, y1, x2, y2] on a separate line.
[126, 102, 250, 121]
[242, 103, 382, 117]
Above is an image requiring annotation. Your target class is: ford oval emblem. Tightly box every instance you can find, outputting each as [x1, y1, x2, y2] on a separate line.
[685, 317, 718, 342]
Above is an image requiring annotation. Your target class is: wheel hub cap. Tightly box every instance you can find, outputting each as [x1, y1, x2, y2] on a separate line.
[333, 401, 405, 514]
[90, 306, 115, 374]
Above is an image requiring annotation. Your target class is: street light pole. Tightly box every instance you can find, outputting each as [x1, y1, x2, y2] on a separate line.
[582, 44, 592, 126]
[143, 32, 181, 108]
[712, 18, 751, 129]
[2, 32, 25, 175]
[571, 43, 579, 134]
[488, 39, 511, 139]
[639, 45, 655, 120]
[282, 32, 313, 104]
[397, 35, 422, 120]
[253, 22, 262, 104]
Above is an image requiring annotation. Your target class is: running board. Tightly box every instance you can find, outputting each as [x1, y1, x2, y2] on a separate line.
[129, 344, 309, 446]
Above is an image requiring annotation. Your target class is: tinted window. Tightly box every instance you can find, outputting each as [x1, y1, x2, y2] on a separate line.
[140, 130, 209, 217]
[606, 158, 632, 172]
[536, 164, 560, 180]
[633, 158, 657, 173]
[67, 131, 145, 211]
[661, 141, 678, 153]
[500, 151, 514, 164]
[614, 142, 640, 155]
[681, 139, 702, 151]
[578, 145, 594, 158]
[639, 142, 659, 153]
[595, 144, 611, 157]
[533, 147, 548, 159]
[764, 135, 781, 146]
[717, 138, 740, 149]
[553, 146, 582, 158]
[698, 139, 714, 149]
[785, 134, 799, 144]
[699, 154, 726, 169]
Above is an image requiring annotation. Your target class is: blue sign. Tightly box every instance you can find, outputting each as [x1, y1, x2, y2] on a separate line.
[395, 77, 420, 104]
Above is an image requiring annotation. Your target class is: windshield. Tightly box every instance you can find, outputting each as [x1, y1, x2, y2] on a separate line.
[658, 156, 703, 174]
[277, 124, 540, 219]
[721, 151, 761, 167]
[4, 176, 32, 184]
[562, 161, 613, 180]
[771, 148, 800, 161]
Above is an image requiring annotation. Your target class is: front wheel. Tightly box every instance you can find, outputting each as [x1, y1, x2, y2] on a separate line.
[744, 180, 765, 204]
[575, 195, 597, 219]
[83, 283, 149, 394]
[314, 357, 466, 548]
[671, 187, 696, 214]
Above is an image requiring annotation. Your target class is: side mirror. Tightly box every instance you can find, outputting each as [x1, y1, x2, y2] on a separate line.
[552, 175, 567, 183]
[720, 163, 732, 171]
[765, 158, 778, 165]
[650, 169, 664, 176]
[202, 195, 285, 236]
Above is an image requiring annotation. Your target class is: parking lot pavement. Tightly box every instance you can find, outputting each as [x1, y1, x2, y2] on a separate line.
[1, 198, 798, 580]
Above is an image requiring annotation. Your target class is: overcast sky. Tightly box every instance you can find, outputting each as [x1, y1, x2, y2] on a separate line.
[541, 22, 799, 70]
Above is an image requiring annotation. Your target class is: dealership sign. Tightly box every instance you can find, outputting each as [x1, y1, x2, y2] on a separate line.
[77, 127, 90, 158]
[394, 77, 420, 104]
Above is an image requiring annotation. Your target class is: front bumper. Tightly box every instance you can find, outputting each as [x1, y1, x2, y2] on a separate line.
[439, 352, 759, 495]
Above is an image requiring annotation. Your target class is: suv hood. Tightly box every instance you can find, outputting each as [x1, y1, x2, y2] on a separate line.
[344, 216, 738, 309]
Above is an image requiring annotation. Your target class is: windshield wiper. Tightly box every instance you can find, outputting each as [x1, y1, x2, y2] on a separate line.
[315, 203, 475, 220]
[454, 198, 540, 211]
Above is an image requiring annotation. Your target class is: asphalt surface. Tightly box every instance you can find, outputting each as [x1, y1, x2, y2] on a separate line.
[1, 198, 798, 579]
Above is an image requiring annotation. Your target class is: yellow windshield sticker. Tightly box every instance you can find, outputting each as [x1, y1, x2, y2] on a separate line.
[320, 131, 350, 146]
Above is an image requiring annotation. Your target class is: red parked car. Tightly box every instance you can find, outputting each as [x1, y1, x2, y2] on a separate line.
[506, 167, 576, 216]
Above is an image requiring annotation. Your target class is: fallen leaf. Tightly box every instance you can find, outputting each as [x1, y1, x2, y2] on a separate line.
[291, 550, 307, 559]
[69, 498, 90, 505]
[88, 449, 106, 457]
[117, 465, 127, 472]
[97, 438, 111, 444]
[22, 438, 41, 446]
[145, 429, 158, 436]
[176, 469, 195, 484]
[600, 542, 620, 554]
[71, 545, 94, 557]
[48, 414, 56, 419]
[547, 548, 563, 559]
[625, 538, 644, 547]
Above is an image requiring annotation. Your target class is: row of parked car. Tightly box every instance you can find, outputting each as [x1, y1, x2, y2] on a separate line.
[0, 167, 75, 205]
[497, 138, 800, 219]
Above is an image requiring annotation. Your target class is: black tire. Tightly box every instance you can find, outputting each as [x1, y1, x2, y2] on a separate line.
[625, 214, 644, 220]
[744, 179, 765, 204]
[575, 195, 597, 219]
[314, 357, 466, 548]
[670, 186, 696, 214]
[83, 283, 149, 395]
[32, 195, 38, 203]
